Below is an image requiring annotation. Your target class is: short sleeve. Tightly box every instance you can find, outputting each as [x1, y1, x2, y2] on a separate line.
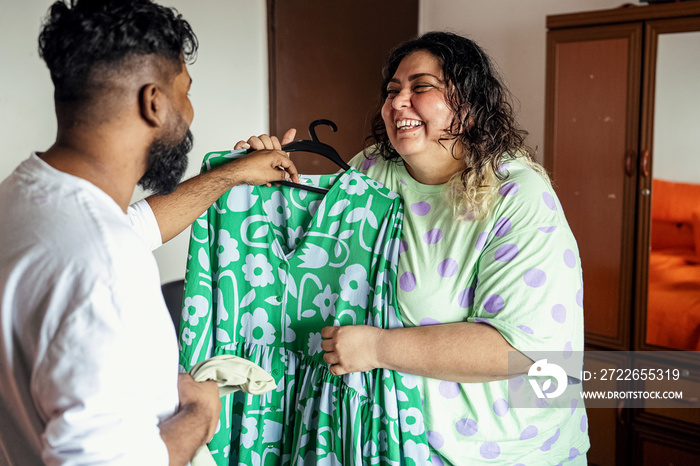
[467, 167, 585, 377]
[127, 199, 163, 251]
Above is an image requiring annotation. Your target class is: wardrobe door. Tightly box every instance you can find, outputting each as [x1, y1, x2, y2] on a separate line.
[267, 0, 418, 174]
[544, 23, 643, 350]
[634, 16, 700, 353]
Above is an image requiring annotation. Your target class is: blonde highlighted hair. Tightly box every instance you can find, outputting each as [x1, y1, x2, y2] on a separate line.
[446, 152, 550, 221]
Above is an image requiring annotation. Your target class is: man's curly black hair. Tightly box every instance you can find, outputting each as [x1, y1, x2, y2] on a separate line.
[38, 0, 198, 102]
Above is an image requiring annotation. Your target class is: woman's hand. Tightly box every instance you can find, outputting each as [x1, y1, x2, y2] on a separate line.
[321, 325, 384, 376]
[323, 322, 533, 383]
[233, 128, 296, 151]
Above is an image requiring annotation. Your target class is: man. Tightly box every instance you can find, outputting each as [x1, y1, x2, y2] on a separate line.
[0, 0, 298, 464]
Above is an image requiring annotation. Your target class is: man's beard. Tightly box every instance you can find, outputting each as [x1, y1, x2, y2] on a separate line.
[138, 120, 193, 196]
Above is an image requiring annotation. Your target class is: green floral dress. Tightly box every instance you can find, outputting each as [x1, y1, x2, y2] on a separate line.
[179, 151, 431, 465]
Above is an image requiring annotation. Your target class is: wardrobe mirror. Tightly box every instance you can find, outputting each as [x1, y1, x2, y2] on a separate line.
[645, 28, 700, 351]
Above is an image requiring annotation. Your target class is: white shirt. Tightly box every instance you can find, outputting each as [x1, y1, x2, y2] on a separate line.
[0, 154, 178, 465]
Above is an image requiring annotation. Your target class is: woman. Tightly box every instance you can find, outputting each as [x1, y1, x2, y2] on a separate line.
[320, 32, 589, 465]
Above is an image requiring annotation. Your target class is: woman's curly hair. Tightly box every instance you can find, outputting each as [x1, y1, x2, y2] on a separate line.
[38, 0, 198, 102]
[366, 31, 547, 220]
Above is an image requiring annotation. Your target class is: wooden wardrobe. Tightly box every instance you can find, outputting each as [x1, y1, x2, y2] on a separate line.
[545, 3, 700, 465]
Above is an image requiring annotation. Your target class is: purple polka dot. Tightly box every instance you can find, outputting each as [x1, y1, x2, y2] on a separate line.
[430, 456, 444, 466]
[542, 192, 557, 210]
[540, 428, 560, 451]
[539, 226, 557, 233]
[420, 318, 441, 326]
[400, 178, 407, 185]
[361, 158, 377, 170]
[398, 240, 409, 254]
[423, 228, 443, 244]
[518, 325, 534, 334]
[499, 163, 511, 172]
[563, 249, 576, 268]
[457, 287, 475, 308]
[523, 268, 547, 287]
[494, 244, 519, 262]
[551, 304, 566, 323]
[569, 448, 580, 461]
[475, 318, 493, 326]
[493, 217, 512, 237]
[571, 398, 578, 414]
[480, 442, 500, 460]
[499, 182, 519, 196]
[456, 418, 479, 437]
[580, 415, 588, 432]
[493, 398, 509, 417]
[520, 425, 538, 440]
[437, 258, 458, 278]
[563, 341, 573, 359]
[475, 232, 488, 251]
[509, 376, 525, 391]
[576, 287, 584, 307]
[483, 294, 505, 314]
[399, 272, 416, 292]
[439, 381, 460, 399]
[411, 201, 431, 216]
[536, 398, 549, 408]
[427, 430, 444, 449]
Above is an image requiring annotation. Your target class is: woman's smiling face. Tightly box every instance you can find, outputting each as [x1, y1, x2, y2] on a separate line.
[381, 50, 465, 185]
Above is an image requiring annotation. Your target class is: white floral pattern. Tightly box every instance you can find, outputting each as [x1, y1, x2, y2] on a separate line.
[313, 285, 338, 320]
[216, 229, 239, 267]
[182, 295, 208, 326]
[240, 307, 276, 345]
[339, 263, 371, 307]
[340, 172, 368, 196]
[242, 254, 274, 287]
[262, 190, 291, 227]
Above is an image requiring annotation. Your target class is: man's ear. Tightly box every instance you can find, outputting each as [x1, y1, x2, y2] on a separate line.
[139, 83, 167, 128]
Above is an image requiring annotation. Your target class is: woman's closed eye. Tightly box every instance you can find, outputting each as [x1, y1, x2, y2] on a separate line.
[413, 83, 434, 92]
[386, 84, 433, 97]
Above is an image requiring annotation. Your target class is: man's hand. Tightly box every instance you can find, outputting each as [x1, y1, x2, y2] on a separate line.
[159, 373, 221, 465]
[176, 373, 221, 444]
[321, 325, 384, 376]
[144, 128, 300, 244]
[230, 150, 299, 186]
[232, 128, 299, 186]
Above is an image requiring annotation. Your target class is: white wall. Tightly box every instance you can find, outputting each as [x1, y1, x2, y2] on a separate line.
[419, 0, 643, 163]
[0, 0, 269, 284]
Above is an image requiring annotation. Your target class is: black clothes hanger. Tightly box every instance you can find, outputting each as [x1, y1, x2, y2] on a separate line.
[273, 119, 350, 194]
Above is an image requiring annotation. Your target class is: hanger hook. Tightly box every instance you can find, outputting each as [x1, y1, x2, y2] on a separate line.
[308, 119, 338, 143]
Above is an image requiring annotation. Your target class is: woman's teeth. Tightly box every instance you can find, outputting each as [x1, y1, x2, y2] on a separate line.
[396, 120, 423, 130]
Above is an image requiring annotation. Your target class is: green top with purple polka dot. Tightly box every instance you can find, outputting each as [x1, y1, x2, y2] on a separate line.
[351, 149, 590, 466]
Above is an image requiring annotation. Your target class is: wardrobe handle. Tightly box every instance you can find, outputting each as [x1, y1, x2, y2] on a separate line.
[641, 149, 650, 178]
[616, 400, 625, 425]
[624, 151, 633, 176]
